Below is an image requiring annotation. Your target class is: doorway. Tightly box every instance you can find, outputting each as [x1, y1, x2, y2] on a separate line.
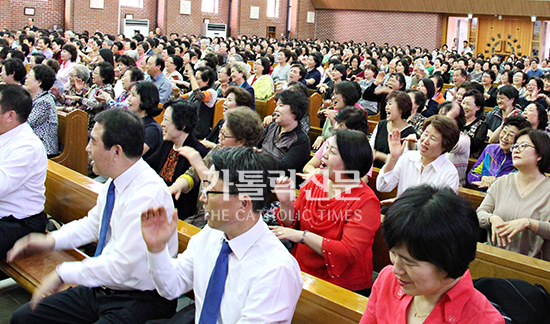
[541, 21, 550, 60]
[447, 17, 469, 52]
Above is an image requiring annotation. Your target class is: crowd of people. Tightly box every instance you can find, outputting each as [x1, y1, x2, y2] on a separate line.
[3, 21, 550, 323]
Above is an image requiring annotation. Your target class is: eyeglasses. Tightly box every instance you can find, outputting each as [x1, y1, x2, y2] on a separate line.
[219, 129, 235, 140]
[201, 180, 237, 203]
[511, 143, 536, 152]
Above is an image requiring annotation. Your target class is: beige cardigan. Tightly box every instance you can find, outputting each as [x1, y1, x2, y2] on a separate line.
[477, 173, 550, 261]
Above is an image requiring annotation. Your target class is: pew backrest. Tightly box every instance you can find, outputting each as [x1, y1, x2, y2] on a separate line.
[51, 109, 88, 175]
[213, 99, 225, 128]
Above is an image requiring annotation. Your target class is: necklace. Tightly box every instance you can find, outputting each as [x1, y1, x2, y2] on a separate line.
[518, 174, 546, 196]
[412, 300, 430, 318]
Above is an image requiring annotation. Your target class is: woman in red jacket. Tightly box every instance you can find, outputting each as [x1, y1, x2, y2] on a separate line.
[271, 129, 381, 296]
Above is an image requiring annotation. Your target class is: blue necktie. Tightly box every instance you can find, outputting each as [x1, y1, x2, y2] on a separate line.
[198, 240, 232, 324]
[94, 181, 116, 257]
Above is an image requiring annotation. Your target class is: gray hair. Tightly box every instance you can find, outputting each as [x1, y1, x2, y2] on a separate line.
[231, 54, 244, 62]
[231, 61, 249, 80]
[72, 65, 90, 83]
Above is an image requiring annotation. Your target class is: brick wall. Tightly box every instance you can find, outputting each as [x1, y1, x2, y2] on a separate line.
[163, 0, 230, 37]
[316, 10, 444, 49]
[293, 0, 315, 40]
[64, 0, 119, 34]
[1, 0, 64, 31]
[233, 0, 287, 38]
[121, 1, 158, 33]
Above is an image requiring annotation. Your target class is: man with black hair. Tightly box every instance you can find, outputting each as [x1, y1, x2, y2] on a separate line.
[141, 146, 302, 324]
[0, 84, 47, 259]
[0, 58, 26, 85]
[9, 108, 179, 324]
[146, 55, 172, 104]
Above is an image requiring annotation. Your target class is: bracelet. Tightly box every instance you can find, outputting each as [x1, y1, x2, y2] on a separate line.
[300, 230, 309, 245]
[528, 218, 532, 231]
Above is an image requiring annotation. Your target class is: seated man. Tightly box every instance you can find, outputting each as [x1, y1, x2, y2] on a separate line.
[258, 89, 311, 175]
[146, 55, 172, 104]
[0, 58, 26, 85]
[141, 146, 303, 323]
[444, 68, 468, 101]
[0, 84, 48, 258]
[9, 108, 178, 324]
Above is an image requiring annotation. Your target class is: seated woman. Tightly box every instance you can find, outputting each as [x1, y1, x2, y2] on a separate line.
[249, 56, 274, 100]
[461, 89, 488, 158]
[164, 54, 183, 83]
[360, 185, 504, 324]
[513, 71, 528, 98]
[396, 58, 411, 89]
[145, 100, 209, 220]
[202, 86, 254, 149]
[272, 129, 381, 296]
[25, 64, 59, 157]
[416, 78, 438, 117]
[303, 106, 370, 176]
[347, 54, 364, 81]
[370, 90, 416, 168]
[313, 81, 361, 150]
[468, 115, 531, 190]
[169, 107, 264, 228]
[377, 115, 460, 201]
[213, 64, 234, 98]
[271, 49, 291, 84]
[318, 63, 346, 102]
[477, 129, 550, 261]
[363, 72, 407, 121]
[438, 101, 471, 187]
[82, 61, 115, 132]
[305, 53, 322, 90]
[519, 77, 548, 110]
[522, 102, 549, 133]
[405, 90, 427, 138]
[127, 81, 163, 159]
[481, 70, 498, 107]
[181, 64, 217, 139]
[486, 85, 521, 141]
[55, 65, 89, 111]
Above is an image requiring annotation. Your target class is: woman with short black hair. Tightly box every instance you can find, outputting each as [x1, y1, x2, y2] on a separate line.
[127, 81, 163, 159]
[361, 185, 504, 323]
[146, 99, 209, 220]
[24, 64, 59, 156]
[249, 56, 273, 99]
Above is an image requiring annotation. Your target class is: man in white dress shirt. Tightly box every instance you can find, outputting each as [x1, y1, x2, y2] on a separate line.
[141, 146, 303, 324]
[9, 108, 179, 324]
[0, 84, 48, 259]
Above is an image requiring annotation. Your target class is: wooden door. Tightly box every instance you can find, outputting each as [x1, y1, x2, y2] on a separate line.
[476, 17, 533, 59]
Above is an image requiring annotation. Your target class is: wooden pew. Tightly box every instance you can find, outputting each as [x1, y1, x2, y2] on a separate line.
[212, 99, 225, 128]
[368, 120, 377, 134]
[442, 83, 454, 93]
[309, 93, 323, 128]
[0, 160, 100, 292]
[266, 96, 276, 117]
[51, 109, 88, 175]
[471, 243, 550, 293]
[255, 99, 268, 120]
[154, 103, 165, 125]
[309, 126, 322, 145]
